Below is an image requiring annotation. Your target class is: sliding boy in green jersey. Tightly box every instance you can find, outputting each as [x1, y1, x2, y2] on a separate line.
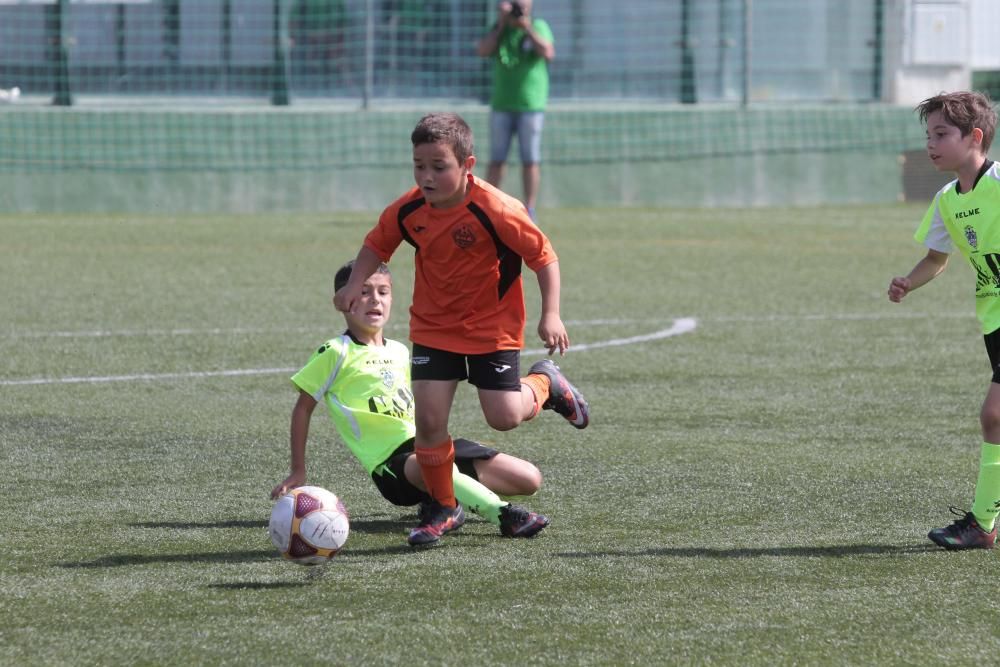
[889, 91, 1000, 550]
[271, 260, 549, 540]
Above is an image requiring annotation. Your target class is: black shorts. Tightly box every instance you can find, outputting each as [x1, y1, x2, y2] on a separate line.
[370, 437, 499, 507]
[410, 343, 521, 391]
[985, 329, 1000, 383]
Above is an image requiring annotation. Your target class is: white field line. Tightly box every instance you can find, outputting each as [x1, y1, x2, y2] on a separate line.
[0, 310, 971, 341]
[1, 368, 298, 387]
[0, 318, 699, 387]
[0, 309, 975, 387]
[523, 317, 697, 356]
[2, 319, 643, 340]
[2, 325, 338, 340]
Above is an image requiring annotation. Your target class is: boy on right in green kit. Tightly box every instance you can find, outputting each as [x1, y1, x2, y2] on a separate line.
[889, 91, 1000, 550]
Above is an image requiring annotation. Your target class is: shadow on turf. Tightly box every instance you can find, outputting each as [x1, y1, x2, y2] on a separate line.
[559, 544, 939, 559]
[128, 517, 412, 535]
[58, 550, 277, 568]
[57, 543, 419, 569]
[59, 514, 437, 569]
[208, 582, 311, 590]
[130, 520, 268, 529]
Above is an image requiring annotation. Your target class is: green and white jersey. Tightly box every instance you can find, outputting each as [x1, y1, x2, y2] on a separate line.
[915, 160, 1000, 334]
[291, 334, 415, 474]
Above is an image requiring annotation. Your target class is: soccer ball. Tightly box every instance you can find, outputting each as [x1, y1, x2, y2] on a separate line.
[269, 486, 350, 565]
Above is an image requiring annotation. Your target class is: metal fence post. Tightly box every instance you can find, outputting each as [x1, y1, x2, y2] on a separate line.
[272, 0, 290, 105]
[742, 0, 751, 107]
[53, 0, 73, 106]
[872, 0, 884, 101]
[679, 0, 697, 103]
[363, 0, 374, 109]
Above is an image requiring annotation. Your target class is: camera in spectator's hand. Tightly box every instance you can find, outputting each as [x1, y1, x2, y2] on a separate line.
[510, 1, 524, 18]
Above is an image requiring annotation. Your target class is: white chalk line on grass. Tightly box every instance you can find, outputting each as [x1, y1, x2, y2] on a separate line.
[2, 325, 334, 340]
[0, 310, 972, 341]
[2, 308, 977, 387]
[523, 317, 697, 356]
[0, 318, 698, 387]
[2, 319, 654, 340]
[1, 367, 299, 387]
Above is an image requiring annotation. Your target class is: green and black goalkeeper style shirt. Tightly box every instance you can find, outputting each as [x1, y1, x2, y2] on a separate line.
[291, 333, 415, 474]
[915, 160, 1000, 333]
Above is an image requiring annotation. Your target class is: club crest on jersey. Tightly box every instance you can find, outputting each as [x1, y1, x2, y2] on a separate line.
[381, 369, 395, 389]
[965, 225, 978, 250]
[452, 224, 476, 249]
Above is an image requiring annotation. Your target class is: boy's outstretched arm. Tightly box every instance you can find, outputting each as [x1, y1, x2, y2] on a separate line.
[334, 246, 382, 313]
[888, 249, 949, 303]
[271, 391, 318, 499]
[535, 261, 569, 355]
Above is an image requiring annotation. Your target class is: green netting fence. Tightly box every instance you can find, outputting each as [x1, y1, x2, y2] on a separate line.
[0, 1, 938, 212]
[1, 0, 886, 105]
[0, 105, 924, 173]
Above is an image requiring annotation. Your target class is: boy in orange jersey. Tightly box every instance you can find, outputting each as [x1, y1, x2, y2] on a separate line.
[335, 112, 589, 547]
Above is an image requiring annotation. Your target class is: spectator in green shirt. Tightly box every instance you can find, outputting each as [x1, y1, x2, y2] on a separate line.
[477, 1, 554, 221]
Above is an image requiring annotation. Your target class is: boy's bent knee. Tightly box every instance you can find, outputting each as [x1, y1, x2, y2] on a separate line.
[981, 398, 1000, 439]
[516, 464, 543, 495]
[983, 411, 1000, 440]
[481, 399, 524, 431]
[485, 413, 522, 431]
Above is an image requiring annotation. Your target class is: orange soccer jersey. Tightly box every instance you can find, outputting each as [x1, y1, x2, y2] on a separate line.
[364, 174, 557, 354]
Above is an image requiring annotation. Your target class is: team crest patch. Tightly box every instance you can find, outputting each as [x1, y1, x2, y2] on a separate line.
[381, 369, 394, 389]
[965, 225, 978, 250]
[452, 224, 476, 249]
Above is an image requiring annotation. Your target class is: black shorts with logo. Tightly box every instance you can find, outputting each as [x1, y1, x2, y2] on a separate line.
[410, 342, 521, 391]
[371, 437, 499, 506]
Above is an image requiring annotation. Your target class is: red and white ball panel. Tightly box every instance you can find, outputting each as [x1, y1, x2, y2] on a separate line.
[269, 485, 349, 565]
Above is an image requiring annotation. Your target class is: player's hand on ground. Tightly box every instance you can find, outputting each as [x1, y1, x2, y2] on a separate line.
[888, 276, 911, 303]
[271, 472, 306, 500]
[538, 313, 569, 356]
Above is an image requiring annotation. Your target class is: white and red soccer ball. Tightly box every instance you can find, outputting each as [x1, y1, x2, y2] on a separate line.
[269, 486, 349, 565]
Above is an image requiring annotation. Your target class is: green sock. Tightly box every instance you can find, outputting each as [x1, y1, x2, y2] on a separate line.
[453, 470, 505, 525]
[971, 442, 1000, 531]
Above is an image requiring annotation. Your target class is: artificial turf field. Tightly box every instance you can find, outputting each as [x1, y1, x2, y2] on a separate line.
[3, 205, 999, 665]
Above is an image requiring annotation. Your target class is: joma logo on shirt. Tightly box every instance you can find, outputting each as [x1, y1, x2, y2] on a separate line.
[956, 208, 981, 219]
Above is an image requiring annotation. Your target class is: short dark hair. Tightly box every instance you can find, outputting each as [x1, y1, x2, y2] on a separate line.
[334, 260, 390, 293]
[411, 112, 474, 163]
[916, 91, 997, 153]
